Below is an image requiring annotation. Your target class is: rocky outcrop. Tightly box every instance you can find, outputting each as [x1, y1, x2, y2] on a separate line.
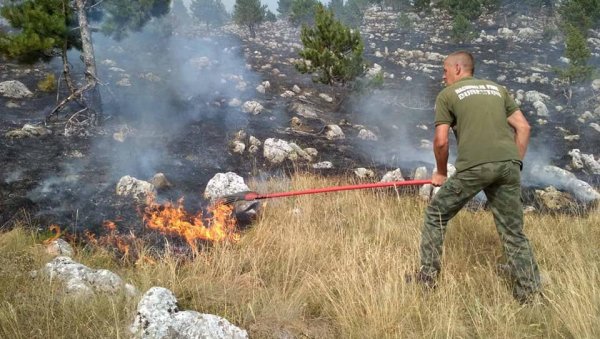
[39, 256, 137, 297]
[204, 172, 250, 201]
[5, 124, 52, 138]
[0, 80, 33, 98]
[130, 287, 248, 339]
[116, 176, 156, 202]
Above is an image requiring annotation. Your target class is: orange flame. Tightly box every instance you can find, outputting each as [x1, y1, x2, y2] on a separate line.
[43, 224, 61, 244]
[143, 196, 239, 249]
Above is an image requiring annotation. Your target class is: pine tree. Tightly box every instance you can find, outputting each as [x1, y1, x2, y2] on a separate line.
[451, 13, 474, 42]
[277, 0, 293, 17]
[559, 24, 592, 82]
[171, 0, 192, 27]
[289, 0, 320, 26]
[190, 0, 229, 29]
[233, 0, 266, 38]
[0, 0, 78, 63]
[295, 4, 364, 85]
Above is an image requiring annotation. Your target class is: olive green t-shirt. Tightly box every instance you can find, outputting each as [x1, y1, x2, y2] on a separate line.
[434, 77, 521, 172]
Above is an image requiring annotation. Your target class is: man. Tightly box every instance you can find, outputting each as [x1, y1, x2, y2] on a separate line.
[414, 51, 541, 304]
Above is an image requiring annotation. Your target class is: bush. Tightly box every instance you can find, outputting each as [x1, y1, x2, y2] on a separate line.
[397, 12, 413, 32]
[37, 72, 56, 92]
[451, 13, 475, 43]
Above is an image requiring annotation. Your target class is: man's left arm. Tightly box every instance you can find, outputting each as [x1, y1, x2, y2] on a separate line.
[507, 109, 531, 160]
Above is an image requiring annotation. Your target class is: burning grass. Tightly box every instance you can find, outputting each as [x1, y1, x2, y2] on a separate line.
[0, 174, 599, 338]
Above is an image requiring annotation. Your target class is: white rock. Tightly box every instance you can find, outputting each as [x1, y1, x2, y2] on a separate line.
[354, 168, 375, 178]
[204, 172, 249, 200]
[533, 101, 549, 117]
[256, 84, 266, 94]
[381, 169, 404, 182]
[230, 140, 245, 154]
[43, 256, 136, 296]
[116, 176, 156, 202]
[130, 287, 248, 339]
[292, 85, 302, 93]
[525, 90, 549, 103]
[357, 129, 378, 141]
[280, 90, 295, 98]
[289, 101, 318, 118]
[242, 101, 263, 114]
[312, 161, 333, 169]
[324, 125, 345, 140]
[46, 239, 74, 257]
[263, 138, 294, 164]
[319, 93, 333, 103]
[591, 79, 600, 91]
[568, 149, 600, 174]
[228, 98, 242, 107]
[529, 165, 600, 202]
[0, 80, 33, 98]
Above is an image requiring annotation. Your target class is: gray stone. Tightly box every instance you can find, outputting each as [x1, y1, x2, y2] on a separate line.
[5, 124, 52, 139]
[204, 172, 249, 201]
[116, 176, 156, 202]
[130, 287, 248, 339]
[0, 80, 33, 98]
[381, 169, 404, 182]
[42, 256, 137, 297]
[324, 125, 345, 140]
[46, 239, 74, 257]
[242, 100, 263, 114]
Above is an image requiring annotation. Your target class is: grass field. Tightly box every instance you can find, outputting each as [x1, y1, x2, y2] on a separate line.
[1, 174, 599, 338]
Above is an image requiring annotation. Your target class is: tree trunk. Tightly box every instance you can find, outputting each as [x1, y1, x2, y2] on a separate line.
[75, 0, 102, 118]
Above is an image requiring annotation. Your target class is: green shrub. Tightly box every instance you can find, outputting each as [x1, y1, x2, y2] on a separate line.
[37, 72, 56, 92]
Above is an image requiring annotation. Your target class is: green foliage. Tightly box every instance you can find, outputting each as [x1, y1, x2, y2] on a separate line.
[190, 0, 229, 28]
[442, 0, 484, 19]
[171, 0, 191, 24]
[233, 0, 266, 37]
[277, 0, 293, 17]
[556, 24, 592, 83]
[0, 0, 77, 63]
[451, 13, 475, 43]
[328, 0, 344, 15]
[559, 0, 600, 31]
[296, 4, 365, 84]
[100, 0, 171, 40]
[413, 0, 430, 12]
[265, 9, 277, 22]
[341, 0, 369, 27]
[37, 72, 57, 92]
[289, 0, 320, 26]
[397, 12, 412, 31]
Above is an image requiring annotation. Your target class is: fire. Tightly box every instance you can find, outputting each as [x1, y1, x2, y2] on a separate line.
[43, 224, 61, 244]
[143, 196, 239, 248]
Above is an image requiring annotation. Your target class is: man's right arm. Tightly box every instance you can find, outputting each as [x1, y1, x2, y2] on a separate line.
[432, 124, 450, 186]
[507, 109, 531, 160]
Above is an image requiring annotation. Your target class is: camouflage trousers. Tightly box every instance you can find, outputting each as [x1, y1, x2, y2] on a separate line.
[419, 160, 541, 301]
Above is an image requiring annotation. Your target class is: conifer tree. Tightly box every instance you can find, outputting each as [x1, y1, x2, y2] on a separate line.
[190, 0, 229, 29]
[233, 0, 266, 38]
[451, 13, 474, 42]
[277, 0, 293, 17]
[296, 4, 364, 85]
[558, 24, 592, 82]
[289, 0, 320, 26]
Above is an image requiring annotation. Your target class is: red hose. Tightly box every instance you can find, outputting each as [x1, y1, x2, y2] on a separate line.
[245, 179, 432, 200]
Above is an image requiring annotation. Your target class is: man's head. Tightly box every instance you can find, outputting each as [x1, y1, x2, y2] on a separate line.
[442, 51, 475, 86]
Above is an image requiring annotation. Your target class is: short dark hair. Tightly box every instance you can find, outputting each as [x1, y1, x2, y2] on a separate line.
[448, 51, 475, 75]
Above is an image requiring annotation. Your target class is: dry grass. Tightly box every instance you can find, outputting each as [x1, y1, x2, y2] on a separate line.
[1, 174, 599, 338]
